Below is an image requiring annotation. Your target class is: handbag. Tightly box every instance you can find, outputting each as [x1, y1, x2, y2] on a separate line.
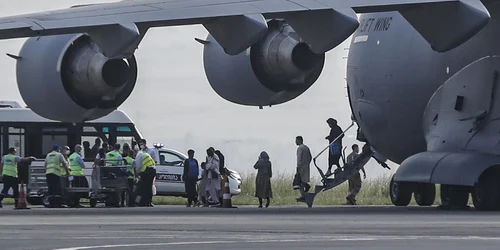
[292, 173, 302, 190]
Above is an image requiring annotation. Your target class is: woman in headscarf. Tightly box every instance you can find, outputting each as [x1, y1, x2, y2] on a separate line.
[254, 151, 272, 208]
[205, 148, 221, 205]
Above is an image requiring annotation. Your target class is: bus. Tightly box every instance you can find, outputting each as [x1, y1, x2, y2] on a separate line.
[0, 102, 142, 161]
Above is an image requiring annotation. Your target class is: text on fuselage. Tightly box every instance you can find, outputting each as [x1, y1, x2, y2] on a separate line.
[357, 17, 393, 33]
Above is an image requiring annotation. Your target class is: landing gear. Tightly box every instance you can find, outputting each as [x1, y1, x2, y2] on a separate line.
[439, 184, 469, 209]
[414, 183, 436, 206]
[389, 175, 412, 206]
[472, 168, 500, 211]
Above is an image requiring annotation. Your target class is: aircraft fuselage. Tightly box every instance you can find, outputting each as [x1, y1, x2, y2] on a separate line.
[347, 3, 500, 164]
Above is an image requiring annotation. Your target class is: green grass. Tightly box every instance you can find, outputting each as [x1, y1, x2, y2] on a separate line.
[7, 173, 470, 206]
[152, 173, 447, 206]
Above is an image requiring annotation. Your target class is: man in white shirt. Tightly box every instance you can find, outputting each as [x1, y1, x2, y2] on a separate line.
[136, 139, 157, 206]
[138, 139, 159, 164]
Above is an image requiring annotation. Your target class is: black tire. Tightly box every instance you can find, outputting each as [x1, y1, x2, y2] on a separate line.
[26, 196, 43, 206]
[390, 175, 412, 206]
[414, 183, 436, 206]
[472, 171, 500, 211]
[89, 199, 97, 208]
[440, 184, 469, 208]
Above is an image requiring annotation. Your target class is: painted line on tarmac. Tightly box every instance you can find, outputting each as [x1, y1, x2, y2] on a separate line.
[54, 236, 500, 250]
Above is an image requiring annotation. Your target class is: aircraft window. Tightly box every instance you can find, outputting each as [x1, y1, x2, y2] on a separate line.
[158, 151, 184, 167]
[455, 96, 464, 111]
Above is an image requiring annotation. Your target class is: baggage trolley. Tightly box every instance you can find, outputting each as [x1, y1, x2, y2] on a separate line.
[88, 165, 129, 207]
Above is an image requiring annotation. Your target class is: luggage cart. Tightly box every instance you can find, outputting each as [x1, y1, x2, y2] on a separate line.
[27, 165, 128, 208]
[88, 165, 129, 207]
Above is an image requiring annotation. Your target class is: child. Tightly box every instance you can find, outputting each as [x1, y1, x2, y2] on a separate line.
[196, 162, 209, 207]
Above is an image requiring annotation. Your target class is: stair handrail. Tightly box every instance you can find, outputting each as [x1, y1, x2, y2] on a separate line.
[312, 121, 355, 183]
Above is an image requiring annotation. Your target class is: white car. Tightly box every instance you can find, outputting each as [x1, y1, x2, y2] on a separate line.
[154, 148, 242, 197]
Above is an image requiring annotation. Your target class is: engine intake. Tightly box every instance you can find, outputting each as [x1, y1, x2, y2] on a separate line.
[16, 34, 138, 122]
[203, 19, 325, 107]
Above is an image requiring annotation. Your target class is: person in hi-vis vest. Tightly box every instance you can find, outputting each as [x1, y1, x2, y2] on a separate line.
[45, 145, 70, 208]
[68, 144, 89, 208]
[122, 149, 136, 207]
[0, 147, 35, 208]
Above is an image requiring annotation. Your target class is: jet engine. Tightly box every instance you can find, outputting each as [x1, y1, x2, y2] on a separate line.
[15, 33, 138, 122]
[203, 19, 325, 107]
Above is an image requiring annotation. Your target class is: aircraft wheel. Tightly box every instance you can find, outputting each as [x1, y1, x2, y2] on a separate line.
[472, 169, 500, 211]
[414, 183, 436, 206]
[440, 184, 469, 209]
[390, 175, 412, 206]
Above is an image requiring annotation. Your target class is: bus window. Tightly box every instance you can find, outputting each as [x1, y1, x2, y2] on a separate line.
[0, 126, 3, 155]
[116, 136, 135, 154]
[42, 135, 67, 155]
[8, 127, 25, 157]
[81, 136, 102, 160]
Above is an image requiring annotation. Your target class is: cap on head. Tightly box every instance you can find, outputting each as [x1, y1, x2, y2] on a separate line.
[75, 144, 82, 152]
[8, 147, 16, 154]
[53, 144, 60, 150]
[139, 139, 146, 145]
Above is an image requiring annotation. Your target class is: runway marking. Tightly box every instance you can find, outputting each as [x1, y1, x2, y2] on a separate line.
[54, 236, 500, 250]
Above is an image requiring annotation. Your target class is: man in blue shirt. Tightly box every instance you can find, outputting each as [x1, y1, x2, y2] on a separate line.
[183, 149, 199, 207]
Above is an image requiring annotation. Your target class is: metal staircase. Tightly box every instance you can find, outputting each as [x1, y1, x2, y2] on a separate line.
[298, 122, 374, 208]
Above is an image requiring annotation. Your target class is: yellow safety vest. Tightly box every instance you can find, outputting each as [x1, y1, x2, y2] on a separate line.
[46, 151, 63, 176]
[69, 152, 84, 176]
[2, 154, 18, 178]
[138, 151, 155, 173]
[124, 156, 135, 179]
[105, 151, 120, 166]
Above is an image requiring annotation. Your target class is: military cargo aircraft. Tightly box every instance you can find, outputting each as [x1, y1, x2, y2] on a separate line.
[0, 0, 498, 210]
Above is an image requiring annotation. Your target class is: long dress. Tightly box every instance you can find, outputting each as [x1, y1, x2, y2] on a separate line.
[254, 158, 272, 199]
[205, 155, 221, 203]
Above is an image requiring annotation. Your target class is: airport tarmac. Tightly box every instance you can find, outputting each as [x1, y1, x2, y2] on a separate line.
[0, 205, 499, 250]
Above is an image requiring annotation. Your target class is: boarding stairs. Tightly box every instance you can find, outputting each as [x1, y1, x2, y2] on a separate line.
[299, 122, 374, 208]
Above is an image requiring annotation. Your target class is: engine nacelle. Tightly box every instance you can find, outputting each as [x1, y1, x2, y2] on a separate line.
[203, 19, 325, 107]
[16, 33, 138, 122]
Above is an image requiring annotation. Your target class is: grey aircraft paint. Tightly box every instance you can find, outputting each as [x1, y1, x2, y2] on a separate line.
[1, 0, 500, 210]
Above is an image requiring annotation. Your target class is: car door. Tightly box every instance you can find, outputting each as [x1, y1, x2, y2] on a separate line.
[156, 150, 185, 194]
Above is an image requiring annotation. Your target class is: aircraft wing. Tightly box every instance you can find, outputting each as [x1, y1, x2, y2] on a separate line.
[0, 0, 490, 56]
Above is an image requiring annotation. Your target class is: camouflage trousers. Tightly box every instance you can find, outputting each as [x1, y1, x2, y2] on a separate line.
[348, 172, 362, 197]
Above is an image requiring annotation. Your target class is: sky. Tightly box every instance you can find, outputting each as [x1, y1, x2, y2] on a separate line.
[0, 1, 397, 181]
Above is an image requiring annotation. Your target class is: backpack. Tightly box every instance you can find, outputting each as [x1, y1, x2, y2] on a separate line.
[188, 159, 199, 178]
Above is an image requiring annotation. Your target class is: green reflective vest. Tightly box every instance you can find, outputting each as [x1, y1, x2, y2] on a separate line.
[69, 152, 84, 176]
[123, 156, 135, 179]
[2, 154, 18, 178]
[138, 151, 155, 173]
[105, 151, 120, 166]
[46, 151, 63, 176]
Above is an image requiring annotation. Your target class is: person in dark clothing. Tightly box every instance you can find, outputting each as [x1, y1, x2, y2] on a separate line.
[91, 138, 101, 158]
[183, 149, 199, 207]
[325, 118, 344, 177]
[83, 141, 92, 159]
[214, 150, 225, 174]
